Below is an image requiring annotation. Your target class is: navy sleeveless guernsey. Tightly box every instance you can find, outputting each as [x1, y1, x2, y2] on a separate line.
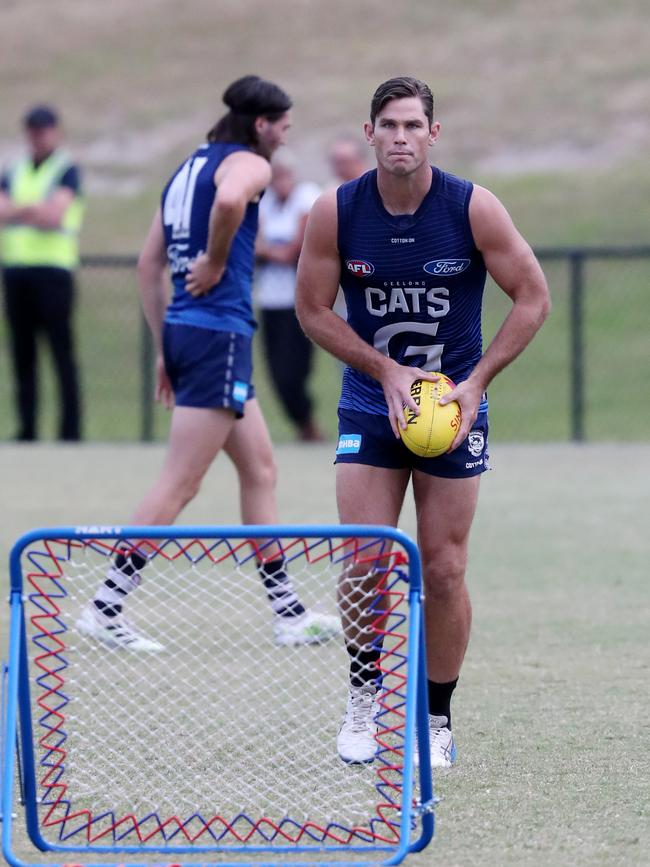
[161, 142, 258, 336]
[337, 167, 488, 415]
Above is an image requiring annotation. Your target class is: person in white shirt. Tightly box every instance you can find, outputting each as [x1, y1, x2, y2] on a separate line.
[256, 152, 323, 441]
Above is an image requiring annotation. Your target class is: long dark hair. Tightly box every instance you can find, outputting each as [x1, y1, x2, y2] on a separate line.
[207, 75, 292, 147]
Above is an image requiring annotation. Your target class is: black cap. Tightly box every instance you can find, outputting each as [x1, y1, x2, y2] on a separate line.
[23, 105, 59, 129]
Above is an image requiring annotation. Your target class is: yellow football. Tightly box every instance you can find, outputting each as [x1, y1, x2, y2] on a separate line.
[399, 375, 462, 458]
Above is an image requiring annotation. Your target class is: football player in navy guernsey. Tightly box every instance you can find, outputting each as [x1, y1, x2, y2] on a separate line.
[76, 75, 339, 651]
[296, 76, 550, 768]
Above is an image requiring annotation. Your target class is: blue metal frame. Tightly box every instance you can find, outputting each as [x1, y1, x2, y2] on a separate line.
[2, 525, 435, 867]
[0, 660, 8, 823]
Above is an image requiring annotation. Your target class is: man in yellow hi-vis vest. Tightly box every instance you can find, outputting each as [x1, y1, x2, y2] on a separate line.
[0, 105, 84, 440]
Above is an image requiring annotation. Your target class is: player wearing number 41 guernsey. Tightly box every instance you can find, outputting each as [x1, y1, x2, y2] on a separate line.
[76, 76, 340, 652]
[296, 76, 550, 769]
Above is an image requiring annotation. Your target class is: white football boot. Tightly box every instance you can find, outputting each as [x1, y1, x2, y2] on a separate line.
[75, 603, 164, 652]
[273, 609, 341, 646]
[414, 714, 457, 769]
[337, 684, 380, 764]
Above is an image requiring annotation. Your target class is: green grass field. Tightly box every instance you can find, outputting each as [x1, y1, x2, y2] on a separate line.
[1, 442, 648, 866]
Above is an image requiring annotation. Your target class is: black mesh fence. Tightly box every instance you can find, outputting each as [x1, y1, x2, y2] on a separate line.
[0, 248, 648, 442]
[483, 248, 650, 442]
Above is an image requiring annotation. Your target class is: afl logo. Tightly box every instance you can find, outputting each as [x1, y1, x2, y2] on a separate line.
[346, 259, 375, 277]
[423, 259, 470, 276]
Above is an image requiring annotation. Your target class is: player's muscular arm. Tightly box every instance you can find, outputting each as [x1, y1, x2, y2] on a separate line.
[137, 208, 174, 408]
[296, 192, 435, 437]
[186, 152, 272, 297]
[442, 185, 551, 448]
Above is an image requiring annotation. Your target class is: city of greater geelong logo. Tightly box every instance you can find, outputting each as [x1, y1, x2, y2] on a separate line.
[346, 259, 375, 277]
[468, 431, 485, 456]
[423, 259, 470, 276]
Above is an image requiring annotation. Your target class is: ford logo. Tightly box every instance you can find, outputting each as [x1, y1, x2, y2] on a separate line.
[423, 259, 470, 276]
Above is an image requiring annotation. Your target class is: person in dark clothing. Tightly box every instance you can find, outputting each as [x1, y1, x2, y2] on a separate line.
[0, 104, 84, 441]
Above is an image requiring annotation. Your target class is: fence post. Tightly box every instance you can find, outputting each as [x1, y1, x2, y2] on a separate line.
[140, 312, 154, 442]
[569, 251, 585, 442]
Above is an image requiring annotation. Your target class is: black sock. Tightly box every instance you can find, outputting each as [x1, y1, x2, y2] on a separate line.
[114, 549, 147, 576]
[94, 548, 147, 618]
[94, 599, 122, 617]
[427, 678, 458, 728]
[347, 644, 382, 689]
[259, 559, 306, 618]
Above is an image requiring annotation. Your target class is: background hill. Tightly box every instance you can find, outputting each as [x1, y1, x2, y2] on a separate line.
[2, 0, 650, 253]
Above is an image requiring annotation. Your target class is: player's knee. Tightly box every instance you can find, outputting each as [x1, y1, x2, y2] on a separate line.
[258, 452, 278, 490]
[239, 450, 277, 491]
[422, 551, 467, 599]
[171, 473, 202, 509]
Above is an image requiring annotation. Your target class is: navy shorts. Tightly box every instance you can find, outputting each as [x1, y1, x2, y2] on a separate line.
[162, 323, 254, 416]
[335, 408, 490, 479]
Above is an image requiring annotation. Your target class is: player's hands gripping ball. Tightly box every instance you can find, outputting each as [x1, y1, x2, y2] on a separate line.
[399, 375, 462, 457]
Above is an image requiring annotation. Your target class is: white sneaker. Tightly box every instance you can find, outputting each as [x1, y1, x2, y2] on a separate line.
[75, 603, 164, 653]
[337, 685, 380, 764]
[414, 714, 457, 769]
[273, 609, 341, 646]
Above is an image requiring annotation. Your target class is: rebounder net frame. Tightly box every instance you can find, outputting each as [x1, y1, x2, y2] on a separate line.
[2, 525, 435, 867]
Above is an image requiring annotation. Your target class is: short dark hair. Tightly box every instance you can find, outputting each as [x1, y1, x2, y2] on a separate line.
[370, 76, 434, 128]
[207, 75, 292, 147]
